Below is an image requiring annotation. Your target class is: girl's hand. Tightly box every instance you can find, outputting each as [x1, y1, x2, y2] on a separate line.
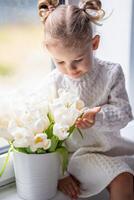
[58, 175, 81, 200]
[75, 107, 101, 129]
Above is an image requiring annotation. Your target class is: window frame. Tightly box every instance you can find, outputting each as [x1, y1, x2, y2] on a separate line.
[0, 152, 15, 188]
[0, 145, 10, 155]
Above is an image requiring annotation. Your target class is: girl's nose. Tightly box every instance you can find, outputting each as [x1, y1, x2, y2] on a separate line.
[68, 64, 77, 70]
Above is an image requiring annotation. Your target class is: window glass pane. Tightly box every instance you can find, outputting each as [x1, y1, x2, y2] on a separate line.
[0, 138, 8, 148]
[0, 0, 51, 93]
[0, 138, 9, 155]
[0, 0, 51, 149]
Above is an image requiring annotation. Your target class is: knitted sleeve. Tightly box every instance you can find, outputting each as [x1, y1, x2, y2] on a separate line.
[94, 65, 133, 132]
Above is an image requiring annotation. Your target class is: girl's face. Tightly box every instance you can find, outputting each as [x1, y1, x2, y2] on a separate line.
[46, 35, 100, 79]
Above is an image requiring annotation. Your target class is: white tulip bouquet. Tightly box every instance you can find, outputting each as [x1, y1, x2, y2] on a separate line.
[0, 89, 85, 176]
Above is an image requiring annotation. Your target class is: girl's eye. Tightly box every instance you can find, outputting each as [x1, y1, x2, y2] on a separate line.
[75, 58, 83, 63]
[57, 61, 64, 65]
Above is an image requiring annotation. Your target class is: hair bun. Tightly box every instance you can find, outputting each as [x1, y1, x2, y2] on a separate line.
[38, 0, 59, 21]
[79, 0, 105, 24]
[80, 0, 102, 10]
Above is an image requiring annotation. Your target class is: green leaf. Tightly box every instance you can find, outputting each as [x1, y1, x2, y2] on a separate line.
[48, 135, 59, 152]
[47, 112, 54, 123]
[25, 147, 34, 154]
[68, 124, 75, 135]
[56, 147, 69, 175]
[14, 147, 27, 154]
[68, 125, 83, 139]
[57, 140, 63, 148]
[36, 148, 46, 154]
[0, 147, 12, 177]
[45, 122, 54, 139]
[9, 142, 27, 154]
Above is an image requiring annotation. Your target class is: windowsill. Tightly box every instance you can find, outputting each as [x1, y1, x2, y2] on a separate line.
[0, 183, 20, 200]
[0, 183, 109, 200]
[121, 120, 134, 142]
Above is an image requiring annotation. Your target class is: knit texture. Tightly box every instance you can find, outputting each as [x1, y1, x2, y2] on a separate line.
[39, 57, 134, 197]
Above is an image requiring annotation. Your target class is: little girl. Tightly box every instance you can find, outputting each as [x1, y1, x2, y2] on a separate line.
[38, 0, 134, 199]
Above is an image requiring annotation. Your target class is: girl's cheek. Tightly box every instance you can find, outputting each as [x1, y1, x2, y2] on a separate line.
[57, 65, 67, 74]
[79, 62, 90, 72]
[84, 59, 92, 69]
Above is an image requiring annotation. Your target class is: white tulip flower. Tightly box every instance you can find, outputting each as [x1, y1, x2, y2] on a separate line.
[30, 133, 51, 152]
[57, 89, 80, 107]
[0, 88, 86, 154]
[33, 117, 50, 133]
[12, 127, 33, 148]
[50, 90, 84, 127]
[53, 123, 70, 140]
[53, 107, 81, 127]
[13, 138, 31, 148]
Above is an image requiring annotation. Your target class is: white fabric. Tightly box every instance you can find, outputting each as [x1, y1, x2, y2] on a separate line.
[39, 57, 134, 198]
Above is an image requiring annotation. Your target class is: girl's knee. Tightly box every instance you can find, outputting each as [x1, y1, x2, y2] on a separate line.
[107, 172, 134, 193]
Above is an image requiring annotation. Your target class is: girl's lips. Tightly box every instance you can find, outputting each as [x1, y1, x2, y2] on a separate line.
[70, 71, 81, 76]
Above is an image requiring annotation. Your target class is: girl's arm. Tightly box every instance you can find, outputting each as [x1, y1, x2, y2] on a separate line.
[94, 65, 133, 132]
[76, 65, 133, 132]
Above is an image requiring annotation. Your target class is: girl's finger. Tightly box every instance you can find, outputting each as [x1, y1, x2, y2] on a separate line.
[67, 184, 77, 198]
[75, 119, 84, 126]
[78, 121, 87, 128]
[63, 185, 73, 198]
[76, 117, 94, 125]
[81, 121, 90, 128]
[83, 107, 101, 117]
[76, 119, 94, 128]
[82, 113, 95, 123]
[83, 118, 94, 126]
[81, 118, 95, 126]
[75, 122, 85, 128]
[75, 118, 82, 124]
[80, 119, 94, 128]
[71, 181, 81, 195]
[90, 107, 101, 114]
[61, 186, 68, 196]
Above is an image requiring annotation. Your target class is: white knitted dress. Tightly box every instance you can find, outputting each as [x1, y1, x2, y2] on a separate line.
[40, 57, 134, 198]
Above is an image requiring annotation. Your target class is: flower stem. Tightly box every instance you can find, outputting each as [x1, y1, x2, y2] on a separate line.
[77, 128, 83, 138]
[0, 147, 12, 177]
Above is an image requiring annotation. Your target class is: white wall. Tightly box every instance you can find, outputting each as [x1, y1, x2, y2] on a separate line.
[96, 0, 133, 91]
[66, 0, 133, 92]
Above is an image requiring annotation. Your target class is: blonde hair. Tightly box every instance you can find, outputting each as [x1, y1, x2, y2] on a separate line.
[38, 0, 105, 47]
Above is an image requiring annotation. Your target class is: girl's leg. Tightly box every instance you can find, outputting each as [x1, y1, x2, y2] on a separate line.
[107, 172, 134, 200]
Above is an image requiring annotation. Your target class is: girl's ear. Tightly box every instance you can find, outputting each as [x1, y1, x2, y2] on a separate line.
[92, 35, 100, 50]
